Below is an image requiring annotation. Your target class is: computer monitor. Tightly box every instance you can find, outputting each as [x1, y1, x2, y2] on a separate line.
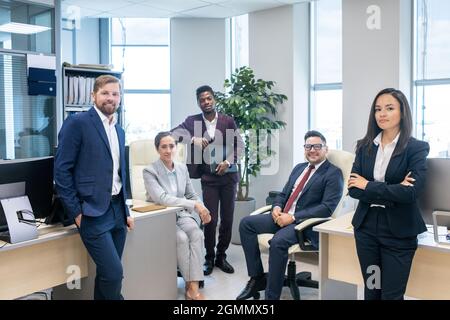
[0, 156, 54, 232]
[419, 158, 450, 226]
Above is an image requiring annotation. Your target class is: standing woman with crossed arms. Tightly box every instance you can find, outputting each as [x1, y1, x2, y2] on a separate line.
[348, 88, 429, 300]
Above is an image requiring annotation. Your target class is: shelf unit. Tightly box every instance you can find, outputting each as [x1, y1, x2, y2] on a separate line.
[62, 66, 123, 123]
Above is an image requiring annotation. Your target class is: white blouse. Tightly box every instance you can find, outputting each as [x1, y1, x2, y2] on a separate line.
[372, 131, 400, 182]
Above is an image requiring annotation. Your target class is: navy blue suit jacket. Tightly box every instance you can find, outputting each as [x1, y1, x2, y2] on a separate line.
[350, 137, 429, 238]
[54, 108, 130, 220]
[272, 160, 343, 224]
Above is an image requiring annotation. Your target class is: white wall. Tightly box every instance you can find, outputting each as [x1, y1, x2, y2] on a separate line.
[342, 0, 412, 152]
[61, 28, 74, 64]
[75, 18, 100, 64]
[170, 18, 226, 193]
[248, 4, 310, 207]
[292, 3, 311, 165]
[170, 18, 226, 127]
[60, 18, 100, 65]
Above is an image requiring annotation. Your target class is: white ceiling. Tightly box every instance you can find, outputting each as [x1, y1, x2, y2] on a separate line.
[61, 0, 312, 19]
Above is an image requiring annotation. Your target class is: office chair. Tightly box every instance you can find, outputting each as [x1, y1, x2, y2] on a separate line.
[251, 149, 355, 300]
[128, 139, 204, 288]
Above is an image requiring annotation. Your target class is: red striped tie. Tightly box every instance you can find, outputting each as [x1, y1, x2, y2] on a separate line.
[283, 165, 315, 213]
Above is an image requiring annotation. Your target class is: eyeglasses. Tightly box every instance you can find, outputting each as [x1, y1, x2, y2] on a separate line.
[304, 143, 325, 151]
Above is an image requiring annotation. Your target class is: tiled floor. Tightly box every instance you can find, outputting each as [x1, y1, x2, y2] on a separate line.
[176, 243, 319, 300]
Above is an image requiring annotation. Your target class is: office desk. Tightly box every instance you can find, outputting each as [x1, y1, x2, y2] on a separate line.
[54, 202, 179, 299]
[0, 224, 88, 300]
[314, 212, 450, 300]
[1, 203, 180, 300]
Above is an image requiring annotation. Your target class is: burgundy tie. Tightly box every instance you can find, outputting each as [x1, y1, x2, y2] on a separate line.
[283, 164, 315, 213]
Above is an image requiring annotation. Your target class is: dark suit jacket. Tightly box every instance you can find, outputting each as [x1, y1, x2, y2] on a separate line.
[349, 137, 429, 238]
[272, 160, 343, 224]
[172, 112, 243, 184]
[54, 107, 130, 220]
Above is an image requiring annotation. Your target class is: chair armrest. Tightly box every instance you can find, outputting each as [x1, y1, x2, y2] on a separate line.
[294, 217, 332, 251]
[294, 217, 332, 232]
[249, 205, 272, 216]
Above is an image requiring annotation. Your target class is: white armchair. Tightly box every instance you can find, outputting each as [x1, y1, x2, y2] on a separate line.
[252, 149, 355, 300]
[128, 139, 186, 200]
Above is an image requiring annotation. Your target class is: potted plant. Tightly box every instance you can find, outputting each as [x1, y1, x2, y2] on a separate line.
[215, 66, 287, 243]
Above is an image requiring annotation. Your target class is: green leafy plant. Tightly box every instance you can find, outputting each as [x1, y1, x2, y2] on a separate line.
[216, 66, 287, 201]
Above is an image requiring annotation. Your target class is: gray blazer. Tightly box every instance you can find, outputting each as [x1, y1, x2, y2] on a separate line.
[143, 159, 201, 225]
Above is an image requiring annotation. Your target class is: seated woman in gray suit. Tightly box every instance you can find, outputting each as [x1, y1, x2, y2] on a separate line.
[143, 131, 211, 300]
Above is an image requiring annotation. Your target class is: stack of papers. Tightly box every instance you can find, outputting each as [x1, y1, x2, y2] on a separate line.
[65, 75, 97, 106]
[424, 224, 450, 244]
[426, 224, 448, 236]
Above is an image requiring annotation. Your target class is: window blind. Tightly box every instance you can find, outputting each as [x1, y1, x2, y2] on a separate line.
[0, 53, 55, 160]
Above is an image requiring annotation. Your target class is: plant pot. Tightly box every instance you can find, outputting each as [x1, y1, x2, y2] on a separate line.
[231, 198, 256, 245]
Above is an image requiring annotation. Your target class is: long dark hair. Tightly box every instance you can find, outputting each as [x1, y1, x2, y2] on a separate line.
[356, 88, 412, 157]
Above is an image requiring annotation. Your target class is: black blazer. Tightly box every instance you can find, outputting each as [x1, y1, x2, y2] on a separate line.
[350, 137, 429, 238]
[272, 160, 343, 224]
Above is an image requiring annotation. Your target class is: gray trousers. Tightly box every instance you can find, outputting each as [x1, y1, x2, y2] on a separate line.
[177, 216, 205, 282]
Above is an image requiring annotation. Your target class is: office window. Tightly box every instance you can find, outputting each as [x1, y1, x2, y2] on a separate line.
[0, 1, 56, 160]
[229, 14, 249, 74]
[111, 18, 170, 144]
[0, 1, 54, 54]
[310, 0, 342, 150]
[0, 53, 56, 160]
[414, 0, 450, 158]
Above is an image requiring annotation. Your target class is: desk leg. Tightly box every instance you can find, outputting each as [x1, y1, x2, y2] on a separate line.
[319, 232, 358, 300]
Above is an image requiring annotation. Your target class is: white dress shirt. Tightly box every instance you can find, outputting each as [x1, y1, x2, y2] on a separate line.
[371, 131, 400, 207]
[162, 161, 178, 197]
[373, 132, 400, 182]
[203, 112, 218, 140]
[94, 106, 122, 196]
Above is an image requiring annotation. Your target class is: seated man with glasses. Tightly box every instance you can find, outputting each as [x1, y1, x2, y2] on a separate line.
[236, 130, 343, 300]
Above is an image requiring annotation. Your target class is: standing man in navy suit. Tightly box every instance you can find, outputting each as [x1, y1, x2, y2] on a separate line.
[55, 75, 134, 300]
[237, 130, 343, 300]
[172, 85, 243, 276]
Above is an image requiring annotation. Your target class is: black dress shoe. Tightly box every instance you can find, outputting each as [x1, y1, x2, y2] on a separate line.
[215, 258, 235, 274]
[204, 259, 214, 276]
[236, 276, 267, 300]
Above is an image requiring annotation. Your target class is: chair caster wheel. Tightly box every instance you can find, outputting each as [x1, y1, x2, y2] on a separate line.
[253, 292, 260, 300]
